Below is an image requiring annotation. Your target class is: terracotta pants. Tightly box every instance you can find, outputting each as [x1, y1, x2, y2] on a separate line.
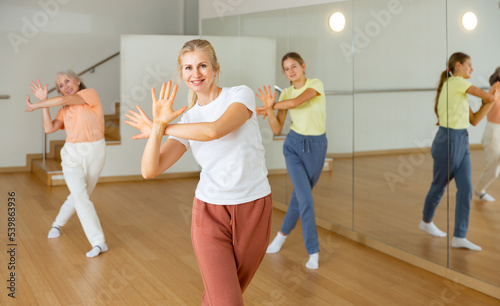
[191, 194, 272, 306]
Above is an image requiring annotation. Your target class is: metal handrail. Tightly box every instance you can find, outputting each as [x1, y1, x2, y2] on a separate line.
[325, 87, 489, 96]
[325, 88, 435, 95]
[43, 51, 120, 161]
[47, 52, 120, 94]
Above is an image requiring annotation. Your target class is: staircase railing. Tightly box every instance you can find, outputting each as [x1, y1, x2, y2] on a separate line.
[42, 52, 120, 161]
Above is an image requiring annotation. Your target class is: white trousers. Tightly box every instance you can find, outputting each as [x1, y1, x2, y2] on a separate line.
[55, 139, 106, 246]
[475, 121, 500, 193]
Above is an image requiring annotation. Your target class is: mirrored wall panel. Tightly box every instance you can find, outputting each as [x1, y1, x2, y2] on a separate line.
[283, 2, 354, 229]
[202, 1, 355, 230]
[352, 0, 448, 266]
[201, 0, 500, 295]
[446, 0, 500, 288]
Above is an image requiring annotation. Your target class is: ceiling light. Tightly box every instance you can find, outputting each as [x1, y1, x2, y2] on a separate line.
[329, 12, 346, 32]
[462, 12, 477, 31]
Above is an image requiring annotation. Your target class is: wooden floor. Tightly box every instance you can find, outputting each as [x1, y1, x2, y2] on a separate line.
[307, 149, 500, 287]
[0, 172, 498, 305]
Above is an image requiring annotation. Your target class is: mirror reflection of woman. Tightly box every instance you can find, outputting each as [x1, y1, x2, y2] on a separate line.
[256, 52, 327, 269]
[125, 39, 272, 305]
[420, 52, 500, 251]
[25, 70, 108, 258]
[474, 67, 500, 202]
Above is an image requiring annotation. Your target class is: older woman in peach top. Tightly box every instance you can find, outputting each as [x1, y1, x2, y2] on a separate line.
[25, 70, 107, 258]
[474, 67, 500, 202]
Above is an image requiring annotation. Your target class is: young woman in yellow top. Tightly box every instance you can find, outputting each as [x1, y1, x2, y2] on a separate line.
[420, 52, 500, 251]
[257, 52, 327, 269]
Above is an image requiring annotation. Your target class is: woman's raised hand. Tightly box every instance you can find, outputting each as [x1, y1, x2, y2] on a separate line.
[124, 105, 153, 139]
[25, 95, 36, 112]
[30, 79, 48, 101]
[152, 81, 187, 125]
[256, 85, 276, 110]
[255, 106, 268, 116]
[256, 85, 277, 119]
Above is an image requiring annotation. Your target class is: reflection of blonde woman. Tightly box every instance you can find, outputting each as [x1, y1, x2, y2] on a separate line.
[474, 67, 500, 201]
[256, 52, 327, 269]
[125, 39, 272, 305]
[420, 52, 500, 251]
[25, 71, 107, 258]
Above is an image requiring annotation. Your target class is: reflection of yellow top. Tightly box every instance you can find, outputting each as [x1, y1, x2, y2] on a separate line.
[279, 78, 326, 135]
[437, 76, 472, 129]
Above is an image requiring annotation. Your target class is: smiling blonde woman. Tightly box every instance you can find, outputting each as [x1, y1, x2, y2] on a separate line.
[125, 39, 272, 306]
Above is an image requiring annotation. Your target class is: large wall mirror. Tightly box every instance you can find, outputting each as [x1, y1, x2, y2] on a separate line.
[200, 0, 500, 296]
[201, 1, 355, 231]
[352, 0, 448, 266]
[446, 0, 500, 289]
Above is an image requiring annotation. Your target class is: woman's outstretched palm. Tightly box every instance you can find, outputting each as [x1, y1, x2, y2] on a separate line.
[30, 79, 48, 101]
[124, 105, 153, 139]
[256, 85, 276, 119]
[152, 81, 187, 125]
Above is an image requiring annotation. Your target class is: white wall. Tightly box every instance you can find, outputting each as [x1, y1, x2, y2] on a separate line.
[0, 0, 184, 168]
[184, 0, 199, 35]
[200, 0, 500, 153]
[352, 0, 446, 151]
[199, 0, 345, 20]
[353, 0, 500, 151]
[202, 1, 355, 154]
[2, 0, 498, 173]
[113, 35, 280, 177]
[446, 0, 500, 142]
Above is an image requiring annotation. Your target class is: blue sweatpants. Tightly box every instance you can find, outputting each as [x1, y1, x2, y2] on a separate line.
[423, 126, 472, 238]
[280, 130, 327, 254]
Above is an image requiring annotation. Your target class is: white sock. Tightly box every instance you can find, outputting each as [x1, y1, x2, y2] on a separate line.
[451, 237, 482, 251]
[419, 220, 447, 237]
[475, 190, 495, 202]
[48, 222, 61, 238]
[86, 243, 108, 258]
[305, 253, 319, 270]
[266, 232, 287, 254]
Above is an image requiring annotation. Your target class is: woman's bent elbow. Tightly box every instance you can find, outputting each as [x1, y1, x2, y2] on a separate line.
[205, 129, 220, 140]
[141, 173, 153, 180]
[141, 169, 157, 180]
[272, 127, 283, 135]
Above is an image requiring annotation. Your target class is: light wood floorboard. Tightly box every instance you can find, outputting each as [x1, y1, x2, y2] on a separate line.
[346, 149, 500, 286]
[0, 172, 498, 305]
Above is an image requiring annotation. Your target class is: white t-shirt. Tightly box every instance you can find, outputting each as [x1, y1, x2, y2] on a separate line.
[170, 85, 271, 205]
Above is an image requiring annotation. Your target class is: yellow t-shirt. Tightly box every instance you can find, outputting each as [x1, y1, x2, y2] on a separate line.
[279, 78, 326, 135]
[437, 76, 472, 129]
